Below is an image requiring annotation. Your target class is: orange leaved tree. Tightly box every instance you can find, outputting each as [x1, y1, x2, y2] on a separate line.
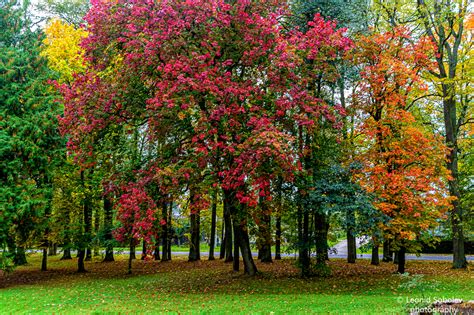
[352, 27, 453, 273]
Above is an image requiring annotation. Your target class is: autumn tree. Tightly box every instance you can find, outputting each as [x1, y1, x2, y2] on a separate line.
[353, 28, 452, 273]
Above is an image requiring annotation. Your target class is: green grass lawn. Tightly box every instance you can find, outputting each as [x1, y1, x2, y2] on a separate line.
[1, 254, 472, 314]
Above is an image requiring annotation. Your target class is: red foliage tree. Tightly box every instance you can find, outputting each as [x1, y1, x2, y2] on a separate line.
[58, 0, 351, 275]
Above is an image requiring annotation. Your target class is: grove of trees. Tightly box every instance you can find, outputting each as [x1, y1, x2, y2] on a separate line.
[1, 0, 472, 277]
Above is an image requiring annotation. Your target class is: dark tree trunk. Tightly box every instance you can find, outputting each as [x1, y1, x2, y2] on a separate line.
[81, 171, 93, 263]
[154, 240, 160, 260]
[346, 209, 356, 263]
[236, 220, 257, 276]
[93, 206, 100, 257]
[209, 191, 217, 261]
[130, 243, 136, 260]
[224, 189, 257, 275]
[188, 207, 200, 262]
[141, 240, 147, 260]
[48, 243, 57, 256]
[161, 201, 169, 261]
[223, 197, 233, 263]
[397, 247, 406, 274]
[315, 212, 329, 264]
[61, 247, 72, 260]
[41, 248, 48, 271]
[15, 246, 27, 265]
[382, 240, 392, 262]
[103, 196, 114, 262]
[232, 217, 240, 272]
[77, 249, 86, 273]
[300, 205, 310, 277]
[371, 244, 380, 266]
[85, 248, 92, 261]
[167, 199, 172, 260]
[128, 239, 133, 274]
[275, 215, 282, 260]
[220, 224, 226, 259]
[258, 197, 272, 263]
[393, 251, 399, 264]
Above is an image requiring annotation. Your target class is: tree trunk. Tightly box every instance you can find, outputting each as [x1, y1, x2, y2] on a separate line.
[300, 205, 310, 277]
[346, 209, 356, 263]
[81, 171, 93, 263]
[219, 222, 226, 259]
[275, 215, 282, 260]
[93, 206, 100, 257]
[393, 251, 399, 264]
[371, 244, 380, 266]
[77, 249, 86, 273]
[188, 208, 200, 262]
[382, 240, 392, 262]
[61, 247, 72, 260]
[223, 196, 233, 263]
[103, 196, 114, 262]
[161, 201, 169, 261]
[209, 191, 217, 261]
[15, 246, 27, 265]
[130, 243, 136, 260]
[224, 189, 257, 275]
[41, 248, 48, 271]
[258, 197, 272, 263]
[232, 217, 240, 272]
[397, 247, 406, 274]
[167, 199, 172, 260]
[48, 243, 57, 256]
[315, 212, 329, 264]
[128, 238, 133, 274]
[141, 240, 147, 260]
[154, 240, 160, 260]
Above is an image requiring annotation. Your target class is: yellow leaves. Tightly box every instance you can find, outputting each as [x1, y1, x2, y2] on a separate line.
[41, 19, 89, 83]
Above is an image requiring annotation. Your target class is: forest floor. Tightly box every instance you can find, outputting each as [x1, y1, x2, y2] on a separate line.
[0, 254, 472, 314]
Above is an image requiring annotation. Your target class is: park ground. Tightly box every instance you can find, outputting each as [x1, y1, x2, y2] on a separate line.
[0, 254, 472, 314]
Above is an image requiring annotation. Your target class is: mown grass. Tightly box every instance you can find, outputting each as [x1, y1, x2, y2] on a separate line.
[0, 254, 472, 314]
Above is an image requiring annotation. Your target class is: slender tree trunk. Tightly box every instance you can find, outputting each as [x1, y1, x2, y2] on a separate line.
[81, 171, 93, 262]
[48, 243, 57, 256]
[209, 191, 217, 261]
[15, 246, 27, 265]
[167, 199, 172, 260]
[315, 212, 329, 265]
[128, 239, 133, 274]
[223, 197, 233, 263]
[258, 197, 272, 263]
[161, 201, 169, 261]
[224, 189, 257, 275]
[237, 220, 257, 276]
[219, 221, 226, 259]
[141, 240, 147, 260]
[103, 196, 114, 262]
[93, 205, 100, 257]
[275, 215, 282, 260]
[397, 247, 406, 274]
[61, 247, 72, 260]
[188, 204, 201, 262]
[130, 242, 136, 260]
[154, 240, 160, 260]
[393, 251, 399, 264]
[382, 240, 392, 262]
[371, 243, 380, 266]
[301, 206, 310, 277]
[77, 249, 86, 273]
[443, 90, 466, 268]
[346, 209, 356, 263]
[232, 217, 240, 272]
[41, 248, 48, 271]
